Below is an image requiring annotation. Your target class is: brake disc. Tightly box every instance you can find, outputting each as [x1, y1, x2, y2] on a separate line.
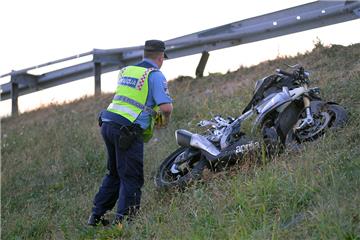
[296, 112, 331, 140]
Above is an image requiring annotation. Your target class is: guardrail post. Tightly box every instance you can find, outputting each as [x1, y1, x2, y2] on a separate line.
[196, 51, 209, 78]
[10, 80, 19, 116]
[94, 62, 101, 95]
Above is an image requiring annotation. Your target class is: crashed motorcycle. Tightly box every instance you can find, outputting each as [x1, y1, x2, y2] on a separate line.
[155, 65, 347, 188]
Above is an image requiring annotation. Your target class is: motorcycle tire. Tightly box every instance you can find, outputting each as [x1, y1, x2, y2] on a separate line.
[326, 103, 348, 128]
[154, 147, 208, 189]
[295, 101, 347, 142]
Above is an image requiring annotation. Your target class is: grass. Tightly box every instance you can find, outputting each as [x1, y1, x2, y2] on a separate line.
[1, 42, 360, 239]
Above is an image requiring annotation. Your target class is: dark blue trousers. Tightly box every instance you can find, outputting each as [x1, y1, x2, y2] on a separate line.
[92, 122, 144, 219]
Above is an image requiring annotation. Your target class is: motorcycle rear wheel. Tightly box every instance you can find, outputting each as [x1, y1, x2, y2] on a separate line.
[154, 147, 207, 189]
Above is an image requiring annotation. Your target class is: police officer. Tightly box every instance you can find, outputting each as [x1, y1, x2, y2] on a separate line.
[88, 40, 173, 226]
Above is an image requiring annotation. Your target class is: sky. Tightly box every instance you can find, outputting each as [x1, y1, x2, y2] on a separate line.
[0, 0, 359, 116]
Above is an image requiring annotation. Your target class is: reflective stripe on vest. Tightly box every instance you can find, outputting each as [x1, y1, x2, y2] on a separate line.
[108, 103, 139, 119]
[113, 95, 157, 117]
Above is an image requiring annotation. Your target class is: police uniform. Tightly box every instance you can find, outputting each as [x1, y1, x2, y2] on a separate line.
[88, 40, 172, 225]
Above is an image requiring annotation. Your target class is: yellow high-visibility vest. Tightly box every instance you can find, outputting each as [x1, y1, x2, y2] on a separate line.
[107, 66, 159, 142]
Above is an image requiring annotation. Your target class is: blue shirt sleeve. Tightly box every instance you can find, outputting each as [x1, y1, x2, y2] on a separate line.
[149, 70, 172, 105]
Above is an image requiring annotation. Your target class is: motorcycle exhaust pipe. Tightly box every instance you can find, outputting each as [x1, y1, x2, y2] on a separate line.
[175, 129, 220, 157]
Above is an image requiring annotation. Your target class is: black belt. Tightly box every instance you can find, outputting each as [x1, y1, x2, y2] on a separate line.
[103, 121, 143, 134]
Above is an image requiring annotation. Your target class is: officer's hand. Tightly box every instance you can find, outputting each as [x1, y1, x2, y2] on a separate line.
[155, 112, 168, 129]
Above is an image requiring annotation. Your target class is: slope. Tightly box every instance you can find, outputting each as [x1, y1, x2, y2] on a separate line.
[1, 42, 360, 239]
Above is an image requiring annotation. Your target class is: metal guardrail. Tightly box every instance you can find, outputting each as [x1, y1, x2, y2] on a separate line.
[1, 1, 359, 115]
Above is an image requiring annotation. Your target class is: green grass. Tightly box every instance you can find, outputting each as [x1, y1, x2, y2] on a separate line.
[1, 42, 360, 239]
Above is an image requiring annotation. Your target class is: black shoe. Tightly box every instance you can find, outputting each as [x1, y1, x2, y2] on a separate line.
[112, 214, 125, 227]
[87, 213, 110, 226]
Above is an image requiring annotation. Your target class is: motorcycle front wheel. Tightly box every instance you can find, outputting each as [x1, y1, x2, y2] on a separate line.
[154, 147, 207, 189]
[295, 101, 347, 141]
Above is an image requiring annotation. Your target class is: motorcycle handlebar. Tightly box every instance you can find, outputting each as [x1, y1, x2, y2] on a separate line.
[276, 68, 293, 77]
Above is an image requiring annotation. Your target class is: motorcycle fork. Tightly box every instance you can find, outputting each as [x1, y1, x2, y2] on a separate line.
[297, 85, 314, 129]
[303, 83, 310, 109]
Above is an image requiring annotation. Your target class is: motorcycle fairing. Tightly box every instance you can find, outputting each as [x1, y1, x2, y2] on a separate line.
[243, 74, 295, 114]
[205, 137, 260, 162]
[253, 90, 292, 129]
[175, 129, 259, 162]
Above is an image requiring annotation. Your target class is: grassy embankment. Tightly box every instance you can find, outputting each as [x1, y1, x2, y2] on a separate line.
[2, 42, 360, 239]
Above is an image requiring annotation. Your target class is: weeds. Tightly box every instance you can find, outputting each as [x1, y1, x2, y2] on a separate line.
[1, 43, 360, 239]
